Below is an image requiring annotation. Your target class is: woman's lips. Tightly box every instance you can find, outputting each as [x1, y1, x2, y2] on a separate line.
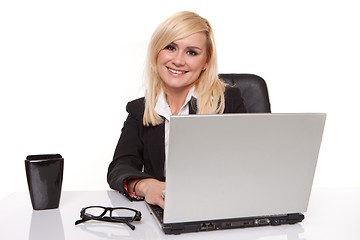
[167, 67, 188, 75]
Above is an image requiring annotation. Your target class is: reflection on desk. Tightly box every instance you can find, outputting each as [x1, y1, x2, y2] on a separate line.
[29, 209, 65, 240]
[0, 188, 359, 240]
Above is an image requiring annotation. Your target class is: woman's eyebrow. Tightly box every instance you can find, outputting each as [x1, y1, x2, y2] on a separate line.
[187, 46, 202, 50]
[169, 42, 202, 50]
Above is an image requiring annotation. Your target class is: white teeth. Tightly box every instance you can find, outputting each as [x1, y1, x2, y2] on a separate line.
[168, 68, 186, 74]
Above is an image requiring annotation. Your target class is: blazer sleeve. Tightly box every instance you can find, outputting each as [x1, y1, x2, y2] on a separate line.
[107, 99, 153, 198]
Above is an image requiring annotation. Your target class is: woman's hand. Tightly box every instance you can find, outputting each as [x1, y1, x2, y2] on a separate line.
[128, 178, 165, 208]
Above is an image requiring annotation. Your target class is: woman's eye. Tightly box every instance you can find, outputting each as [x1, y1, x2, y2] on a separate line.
[164, 45, 176, 51]
[187, 50, 198, 56]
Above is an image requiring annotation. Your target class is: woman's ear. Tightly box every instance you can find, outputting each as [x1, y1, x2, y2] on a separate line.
[203, 63, 208, 71]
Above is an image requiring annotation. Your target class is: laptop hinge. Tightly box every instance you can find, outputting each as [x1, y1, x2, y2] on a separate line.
[171, 223, 184, 230]
[166, 223, 184, 234]
[287, 213, 305, 224]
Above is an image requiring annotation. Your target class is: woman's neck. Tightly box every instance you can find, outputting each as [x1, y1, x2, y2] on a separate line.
[165, 86, 192, 115]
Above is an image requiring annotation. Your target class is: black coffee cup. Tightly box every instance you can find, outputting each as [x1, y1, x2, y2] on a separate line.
[25, 154, 64, 210]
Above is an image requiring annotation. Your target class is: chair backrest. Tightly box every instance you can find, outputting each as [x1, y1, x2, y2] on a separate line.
[219, 73, 271, 113]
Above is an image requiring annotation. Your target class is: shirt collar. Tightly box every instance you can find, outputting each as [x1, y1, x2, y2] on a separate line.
[155, 87, 196, 121]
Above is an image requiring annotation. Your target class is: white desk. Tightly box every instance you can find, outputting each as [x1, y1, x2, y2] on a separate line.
[1, 188, 359, 240]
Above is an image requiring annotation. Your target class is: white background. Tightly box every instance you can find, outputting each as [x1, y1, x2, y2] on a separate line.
[1, 0, 359, 200]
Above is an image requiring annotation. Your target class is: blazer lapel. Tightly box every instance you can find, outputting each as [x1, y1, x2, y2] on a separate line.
[189, 96, 197, 114]
[145, 97, 197, 180]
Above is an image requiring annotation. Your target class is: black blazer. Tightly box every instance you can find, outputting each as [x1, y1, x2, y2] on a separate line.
[107, 86, 247, 198]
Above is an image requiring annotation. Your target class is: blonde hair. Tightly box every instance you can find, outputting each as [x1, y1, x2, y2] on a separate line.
[143, 11, 226, 126]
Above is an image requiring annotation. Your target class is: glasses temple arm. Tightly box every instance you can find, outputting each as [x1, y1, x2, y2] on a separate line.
[75, 219, 89, 225]
[125, 221, 136, 231]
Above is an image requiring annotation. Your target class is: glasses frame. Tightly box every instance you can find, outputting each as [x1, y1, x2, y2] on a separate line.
[75, 206, 142, 230]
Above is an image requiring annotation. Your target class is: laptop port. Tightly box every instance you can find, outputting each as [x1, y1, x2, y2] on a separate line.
[200, 224, 207, 231]
[207, 223, 215, 230]
[200, 223, 215, 231]
[254, 218, 270, 225]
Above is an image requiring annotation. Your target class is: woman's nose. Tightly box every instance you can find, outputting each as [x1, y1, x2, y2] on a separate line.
[171, 52, 185, 67]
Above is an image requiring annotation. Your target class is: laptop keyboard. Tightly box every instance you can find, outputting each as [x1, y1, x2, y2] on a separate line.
[149, 204, 164, 223]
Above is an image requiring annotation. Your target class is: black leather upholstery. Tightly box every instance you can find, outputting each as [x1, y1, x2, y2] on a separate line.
[219, 73, 271, 113]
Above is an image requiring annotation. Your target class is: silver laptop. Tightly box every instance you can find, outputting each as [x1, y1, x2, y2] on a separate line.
[147, 113, 326, 234]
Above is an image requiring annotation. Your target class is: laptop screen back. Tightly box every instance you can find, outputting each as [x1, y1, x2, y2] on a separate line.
[164, 113, 326, 224]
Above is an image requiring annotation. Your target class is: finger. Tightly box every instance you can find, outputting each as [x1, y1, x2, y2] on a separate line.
[158, 198, 165, 209]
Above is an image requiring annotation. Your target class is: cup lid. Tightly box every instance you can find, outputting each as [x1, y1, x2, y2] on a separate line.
[26, 154, 63, 161]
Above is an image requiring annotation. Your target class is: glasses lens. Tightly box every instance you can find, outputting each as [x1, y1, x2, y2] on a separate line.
[112, 208, 136, 219]
[84, 207, 106, 217]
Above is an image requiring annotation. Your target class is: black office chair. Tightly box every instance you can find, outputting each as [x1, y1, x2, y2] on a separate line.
[219, 73, 271, 113]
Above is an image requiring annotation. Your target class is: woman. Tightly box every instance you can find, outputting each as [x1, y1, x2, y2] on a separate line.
[107, 11, 247, 208]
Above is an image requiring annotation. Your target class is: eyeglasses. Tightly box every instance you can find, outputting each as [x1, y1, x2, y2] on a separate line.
[75, 206, 142, 230]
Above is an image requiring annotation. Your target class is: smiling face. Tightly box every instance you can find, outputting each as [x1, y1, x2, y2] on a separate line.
[156, 32, 209, 94]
